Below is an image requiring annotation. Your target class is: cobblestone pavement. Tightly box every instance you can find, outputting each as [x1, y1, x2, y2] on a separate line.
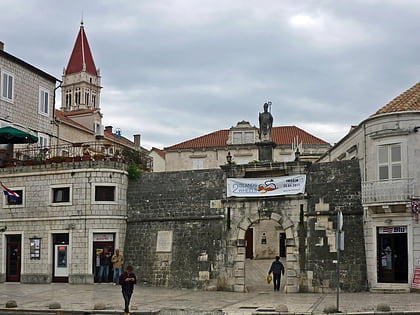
[1, 283, 420, 314]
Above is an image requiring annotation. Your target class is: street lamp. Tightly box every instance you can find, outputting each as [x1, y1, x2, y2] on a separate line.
[294, 148, 300, 161]
[226, 152, 232, 164]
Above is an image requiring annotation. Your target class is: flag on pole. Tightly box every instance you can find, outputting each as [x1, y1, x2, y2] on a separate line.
[0, 181, 20, 201]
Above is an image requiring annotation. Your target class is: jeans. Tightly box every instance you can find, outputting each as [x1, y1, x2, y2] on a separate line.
[273, 273, 281, 291]
[98, 265, 109, 282]
[113, 267, 122, 284]
[122, 290, 133, 313]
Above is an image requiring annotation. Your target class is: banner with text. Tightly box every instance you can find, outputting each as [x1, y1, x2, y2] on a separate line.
[227, 175, 306, 197]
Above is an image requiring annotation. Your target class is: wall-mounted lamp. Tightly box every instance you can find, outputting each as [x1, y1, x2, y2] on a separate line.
[226, 152, 232, 164]
[0, 226, 7, 232]
[384, 219, 392, 224]
[67, 223, 76, 230]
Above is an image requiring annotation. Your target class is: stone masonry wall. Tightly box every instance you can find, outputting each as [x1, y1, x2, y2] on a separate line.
[304, 160, 367, 292]
[125, 169, 227, 289]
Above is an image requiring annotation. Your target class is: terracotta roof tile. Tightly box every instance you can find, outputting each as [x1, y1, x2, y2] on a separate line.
[152, 147, 166, 158]
[55, 109, 92, 132]
[373, 81, 420, 116]
[164, 126, 328, 150]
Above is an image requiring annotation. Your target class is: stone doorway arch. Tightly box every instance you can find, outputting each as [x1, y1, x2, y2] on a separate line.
[233, 212, 299, 292]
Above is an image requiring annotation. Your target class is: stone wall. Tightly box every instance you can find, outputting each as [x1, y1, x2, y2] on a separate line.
[126, 160, 367, 292]
[304, 160, 367, 292]
[125, 170, 227, 289]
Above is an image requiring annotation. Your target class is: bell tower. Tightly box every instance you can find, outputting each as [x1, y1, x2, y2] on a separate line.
[61, 21, 101, 112]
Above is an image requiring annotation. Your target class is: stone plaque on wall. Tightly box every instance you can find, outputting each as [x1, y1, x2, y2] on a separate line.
[156, 230, 173, 252]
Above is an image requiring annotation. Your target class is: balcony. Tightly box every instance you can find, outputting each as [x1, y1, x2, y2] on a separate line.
[362, 178, 415, 205]
[0, 141, 152, 171]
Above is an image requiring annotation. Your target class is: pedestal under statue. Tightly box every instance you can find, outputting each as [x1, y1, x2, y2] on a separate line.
[257, 102, 276, 161]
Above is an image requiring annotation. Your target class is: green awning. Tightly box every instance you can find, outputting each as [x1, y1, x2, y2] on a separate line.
[0, 126, 38, 144]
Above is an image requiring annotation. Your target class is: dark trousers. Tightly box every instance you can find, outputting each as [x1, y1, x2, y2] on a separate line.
[122, 290, 133, 313]
[273, 273, 281, 291]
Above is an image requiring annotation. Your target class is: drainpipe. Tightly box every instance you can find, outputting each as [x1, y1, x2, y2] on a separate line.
[52, 81, 62, 146]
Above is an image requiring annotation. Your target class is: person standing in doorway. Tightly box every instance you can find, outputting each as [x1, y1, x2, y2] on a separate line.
[111, 249, 124, 285]
[98, 247, 111, 283]
[119, 265, 137, 315]
[268, 256, 285, 291]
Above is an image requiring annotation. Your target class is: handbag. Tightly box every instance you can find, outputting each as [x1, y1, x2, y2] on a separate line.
[266, 274, 272, 284]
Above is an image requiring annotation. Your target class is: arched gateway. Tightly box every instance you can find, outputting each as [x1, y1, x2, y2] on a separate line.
[231, 204, 301, 292]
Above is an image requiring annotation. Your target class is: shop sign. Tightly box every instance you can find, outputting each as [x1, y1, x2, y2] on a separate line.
[93, 234, 114, 242]
[379, 226, 406, 234]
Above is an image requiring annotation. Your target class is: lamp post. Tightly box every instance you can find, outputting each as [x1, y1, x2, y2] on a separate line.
[294, 148, 300, 161]
[226, 152, 232, 164]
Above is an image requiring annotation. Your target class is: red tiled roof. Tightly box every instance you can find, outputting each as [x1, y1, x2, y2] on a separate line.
[152, 147, 166, 158]
[55, 109, 92, 132]
[65, 23, 97, 76]
[373, 81, 420, 116]
[164, 126, 328, 150]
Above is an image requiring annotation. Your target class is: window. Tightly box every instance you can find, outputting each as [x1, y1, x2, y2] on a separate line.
[378, 144, 402, 180]
[52, 187, 70, 203]
[232, 131, 255, 144]
[85, 89, 89, 105]
[5, 189, 23, 206]
[92, 93, 96, 107]
[37, 133, 49, 148]
[39, 88, 49, 115]
[95, 185, 116, 202]
[233, 132, 242, 144]
[244, 132, 254, 143]
[75, 88, 81, 104]
[65, 90, 72, 106]
[192, 159, 204, 170]
[1, 70, 14, 102]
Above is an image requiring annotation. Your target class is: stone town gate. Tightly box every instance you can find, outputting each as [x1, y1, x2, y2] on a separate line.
[125, 160, 367, 292]
[232, 205, 301, 292]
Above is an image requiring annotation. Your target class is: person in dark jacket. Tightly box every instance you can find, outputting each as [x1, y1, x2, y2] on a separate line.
[119, 265, 137, 315]
[268, 256, 285, 291]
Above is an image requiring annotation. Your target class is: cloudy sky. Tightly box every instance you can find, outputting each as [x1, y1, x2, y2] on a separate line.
[1, 1, 419, 149]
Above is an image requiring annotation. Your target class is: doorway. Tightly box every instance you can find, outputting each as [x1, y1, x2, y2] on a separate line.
[6, 235, 21, 282]
[377, 227, 408, 283]
[92, 233, 115, 283]
[52, 233, 69, 283]
[245, 228, 253, 259]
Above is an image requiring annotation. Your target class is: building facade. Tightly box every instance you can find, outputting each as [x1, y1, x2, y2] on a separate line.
[0, 41, 58, 149]
[318, 81, 420, 292]
[162, 121, 331, 172]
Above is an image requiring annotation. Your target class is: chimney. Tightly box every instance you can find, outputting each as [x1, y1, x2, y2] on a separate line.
[0, 42, 4, 51]
[105, 126, 113, 134]
[133, 134, 141, 148]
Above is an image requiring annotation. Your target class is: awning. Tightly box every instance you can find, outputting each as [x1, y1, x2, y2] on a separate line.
[0, 126, 38, 144]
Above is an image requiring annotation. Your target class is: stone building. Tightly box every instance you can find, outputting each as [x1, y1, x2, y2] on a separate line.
[0, 41, 59, 147]
[160, 120, 331, 172]
[318, 81, 420, 292]
[125, 159, 366, 292]
[0, 160, 128, 283]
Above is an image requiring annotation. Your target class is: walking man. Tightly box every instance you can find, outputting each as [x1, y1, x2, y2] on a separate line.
[111, 249, 124, 285]
[119, 265, 137, 315]
[268, 256, 285, 291]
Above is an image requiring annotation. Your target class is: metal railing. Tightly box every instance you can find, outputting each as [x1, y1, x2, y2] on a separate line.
[0, 141, 152, 171]
[362, 178, 415, 204]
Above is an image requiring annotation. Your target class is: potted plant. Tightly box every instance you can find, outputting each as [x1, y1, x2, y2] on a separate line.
[93, 153, 105, 161]
[50, 156, 65, 163]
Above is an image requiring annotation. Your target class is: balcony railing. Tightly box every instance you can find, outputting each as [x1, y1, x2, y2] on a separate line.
[0, 141, 152, 171]
[362, 178, 415, 204]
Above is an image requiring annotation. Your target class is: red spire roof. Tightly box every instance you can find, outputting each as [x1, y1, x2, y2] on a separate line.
[65, 23, 97, 76]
